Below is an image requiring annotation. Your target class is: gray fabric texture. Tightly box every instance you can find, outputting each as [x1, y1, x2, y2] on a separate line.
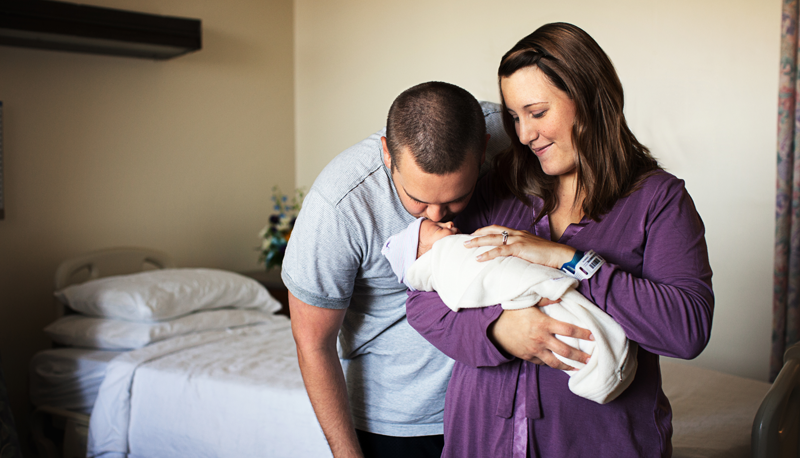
[282, 101, 509, 436]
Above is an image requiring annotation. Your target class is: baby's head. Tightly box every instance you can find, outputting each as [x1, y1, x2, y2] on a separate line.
[381, 217, 460, 288]
[417, 218, 460, 257]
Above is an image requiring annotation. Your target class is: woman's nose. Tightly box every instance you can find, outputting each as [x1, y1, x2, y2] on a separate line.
[518, 119, 539, 145]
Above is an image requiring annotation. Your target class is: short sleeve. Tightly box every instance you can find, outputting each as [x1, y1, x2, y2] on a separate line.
[281, 189, 362, 309]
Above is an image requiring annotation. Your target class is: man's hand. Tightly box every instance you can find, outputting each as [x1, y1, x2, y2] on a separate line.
[488, 304, 593, 371]
[289, 292, 364, 458]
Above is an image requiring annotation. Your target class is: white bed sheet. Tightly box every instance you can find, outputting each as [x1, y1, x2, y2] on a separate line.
[29, 347, 123, 414]
[66, 315, 769, 458]
[661, 359, 771, 458]
[87, 315, 332, 458]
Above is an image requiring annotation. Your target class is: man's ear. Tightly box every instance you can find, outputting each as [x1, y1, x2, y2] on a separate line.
[381, 136, 392, 169]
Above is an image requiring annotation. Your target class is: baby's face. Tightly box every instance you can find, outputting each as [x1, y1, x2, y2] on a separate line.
[417, 219, 460, 258]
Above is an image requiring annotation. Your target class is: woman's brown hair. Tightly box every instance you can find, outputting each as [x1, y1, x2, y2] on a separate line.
[494, 22, 660, 222]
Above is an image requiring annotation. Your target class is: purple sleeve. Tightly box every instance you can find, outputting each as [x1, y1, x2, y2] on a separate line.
[581, 176, 714, 360]
[406, 290, 513, 368]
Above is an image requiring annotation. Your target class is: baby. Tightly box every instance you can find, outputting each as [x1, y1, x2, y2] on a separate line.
[382, 217, 637, 405]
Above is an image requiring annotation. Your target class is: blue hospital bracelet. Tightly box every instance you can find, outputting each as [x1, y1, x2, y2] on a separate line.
[560, 250, 584, 276]
[561, 250, 605, 280]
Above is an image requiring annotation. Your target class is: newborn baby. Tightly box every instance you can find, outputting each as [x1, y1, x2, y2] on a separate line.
[382, 217, 638, 404]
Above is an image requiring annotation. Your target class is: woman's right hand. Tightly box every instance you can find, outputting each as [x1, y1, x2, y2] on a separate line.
[488, 305, 593, 370]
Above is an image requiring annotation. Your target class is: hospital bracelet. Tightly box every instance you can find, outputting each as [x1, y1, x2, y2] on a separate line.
[560, 250, 605, 281]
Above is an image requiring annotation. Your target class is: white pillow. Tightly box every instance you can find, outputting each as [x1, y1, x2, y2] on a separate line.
[44, 309, 281, 350]
[54, 268, 281, 321]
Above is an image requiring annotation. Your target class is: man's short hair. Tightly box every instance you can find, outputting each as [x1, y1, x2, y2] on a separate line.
[386, 82, 485, 175]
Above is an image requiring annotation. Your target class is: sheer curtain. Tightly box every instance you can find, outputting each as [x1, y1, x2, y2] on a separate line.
[774, 0, 800, 381]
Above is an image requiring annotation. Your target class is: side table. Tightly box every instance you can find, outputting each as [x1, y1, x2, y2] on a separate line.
[241, 269, 290, 318]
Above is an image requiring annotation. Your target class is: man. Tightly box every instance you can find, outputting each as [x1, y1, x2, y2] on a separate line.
[281, 82, 508, 458]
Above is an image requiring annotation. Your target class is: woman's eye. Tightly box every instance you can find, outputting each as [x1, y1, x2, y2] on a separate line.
[532, 110, 546, 119]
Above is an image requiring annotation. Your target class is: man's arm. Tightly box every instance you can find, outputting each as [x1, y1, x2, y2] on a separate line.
[289, 291, 363, 458]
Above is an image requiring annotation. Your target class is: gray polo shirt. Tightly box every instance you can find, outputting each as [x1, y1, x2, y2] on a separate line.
[282, 102, 508, 436]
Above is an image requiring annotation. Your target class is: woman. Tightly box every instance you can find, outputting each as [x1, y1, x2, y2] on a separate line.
[405, 23, 713, 457]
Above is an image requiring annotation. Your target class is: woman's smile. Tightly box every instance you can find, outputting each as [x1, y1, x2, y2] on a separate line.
[531, 142, 553, 156]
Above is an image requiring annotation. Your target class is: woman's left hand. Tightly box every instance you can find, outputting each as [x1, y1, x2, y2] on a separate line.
[466, 225, 575, 270]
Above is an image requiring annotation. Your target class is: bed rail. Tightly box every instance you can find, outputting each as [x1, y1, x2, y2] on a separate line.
[53, 247, 175, 317]
[54, 247, 175, 290]
[752, 341, 800, 458]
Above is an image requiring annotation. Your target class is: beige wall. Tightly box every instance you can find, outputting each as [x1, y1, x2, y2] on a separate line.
[0, 0, 294, 442]
[295, 0, 781, 381]
[0, 0, 782, 446]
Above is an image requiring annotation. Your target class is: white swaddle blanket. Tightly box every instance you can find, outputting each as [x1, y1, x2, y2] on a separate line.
[405, 234, 637, 404]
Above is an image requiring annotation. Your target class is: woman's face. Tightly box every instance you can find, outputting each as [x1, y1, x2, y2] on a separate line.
[501, 66, 578, 179]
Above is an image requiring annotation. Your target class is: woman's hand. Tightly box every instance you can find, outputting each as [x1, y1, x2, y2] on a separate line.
[466, 224, 575, 270]
[469, 225, 592, 369]
[488, 306, 593, 370]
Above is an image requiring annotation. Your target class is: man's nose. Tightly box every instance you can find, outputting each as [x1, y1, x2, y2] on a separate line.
[425, 205, 446, 222]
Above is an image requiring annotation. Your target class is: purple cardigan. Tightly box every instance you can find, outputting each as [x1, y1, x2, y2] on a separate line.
[406, 171, 714, 458]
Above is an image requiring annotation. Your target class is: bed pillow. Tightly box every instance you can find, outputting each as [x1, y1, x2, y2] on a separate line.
[44, 309, 281, 350]
[54, 268, 282, 321]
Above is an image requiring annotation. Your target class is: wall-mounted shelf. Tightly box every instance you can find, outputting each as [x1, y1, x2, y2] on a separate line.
[0, 0, 201, 60]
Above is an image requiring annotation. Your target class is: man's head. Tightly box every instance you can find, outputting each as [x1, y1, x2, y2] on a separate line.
[382, 82, 488, 222]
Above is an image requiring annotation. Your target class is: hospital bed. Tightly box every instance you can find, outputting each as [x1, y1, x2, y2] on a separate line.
[28, 248, 800, 457]
[29, 247, 331, 458]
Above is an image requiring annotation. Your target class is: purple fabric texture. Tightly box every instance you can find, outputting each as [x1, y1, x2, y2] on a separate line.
[774, 0, 800, 381]
[406, 171, 714, 458]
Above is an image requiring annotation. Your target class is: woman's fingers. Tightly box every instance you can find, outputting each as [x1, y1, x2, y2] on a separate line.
[465, 225, 570, 269]
[526, 332, 589, 370]
[489, 307, 593, 367]
[537, 298, 562, 307]
[546, 319, 593, 364]
[536, 352, 578, 371]
[547, 335, 591, 365]
[474, 246, 509, 262]
[549, 319, 594, 342]
[465, 231, 514, 251]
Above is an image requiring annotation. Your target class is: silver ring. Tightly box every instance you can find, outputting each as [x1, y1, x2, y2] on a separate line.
[501, 231, 509, 245]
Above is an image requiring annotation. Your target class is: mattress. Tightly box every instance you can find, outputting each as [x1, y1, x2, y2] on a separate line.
[34, 321, 771, 458]
[88, 315, 332, 458]
[661, 359, 771, 458]
[29, 347, 123, 415]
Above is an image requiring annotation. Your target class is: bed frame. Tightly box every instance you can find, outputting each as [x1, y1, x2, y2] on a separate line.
[30, 247, 800, 458]
[752, 342, 800, 458]
[53, 247, 174, 312]
[33, 247, 174, 458]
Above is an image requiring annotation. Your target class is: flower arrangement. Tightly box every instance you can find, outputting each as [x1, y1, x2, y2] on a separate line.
[258, 186, 306, 271]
